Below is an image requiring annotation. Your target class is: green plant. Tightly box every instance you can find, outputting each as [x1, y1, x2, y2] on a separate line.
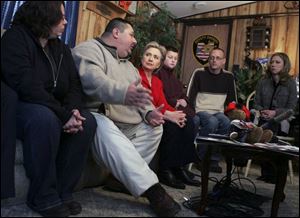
[127, 4, 180, 73]
[235, 65, 263, 105]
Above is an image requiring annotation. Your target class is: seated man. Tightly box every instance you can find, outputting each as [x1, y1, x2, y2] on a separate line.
[72, 18, 181, 217]
[189, 48, 237, 173]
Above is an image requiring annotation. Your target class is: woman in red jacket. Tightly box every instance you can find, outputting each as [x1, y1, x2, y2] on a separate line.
[139, 42, 200, 189]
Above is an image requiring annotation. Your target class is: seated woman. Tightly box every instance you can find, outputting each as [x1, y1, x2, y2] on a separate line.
[253, 52, 298, 183]
[139, 41, 200, 189]
[1, 2, 96, 216]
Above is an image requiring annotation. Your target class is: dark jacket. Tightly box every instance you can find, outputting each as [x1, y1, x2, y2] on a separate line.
[1, 24, 84, 124]
[156, 66, 195, 117]
[254, 77, 298, 115]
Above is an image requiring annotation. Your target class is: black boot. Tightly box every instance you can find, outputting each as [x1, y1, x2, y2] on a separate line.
[64, 201, 82, 215]
[173, 167, 201, 187]
[144, 183, 181, 217]
[158, 169, 185, 189]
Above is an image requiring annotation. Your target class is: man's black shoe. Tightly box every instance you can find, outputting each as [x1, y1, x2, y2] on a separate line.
[173, 167, 201, 187]
[144, 183, 181, 217]
[64, 201, 82, 215]
[35, 204, 70, 217]
[158, 169, 185, 189]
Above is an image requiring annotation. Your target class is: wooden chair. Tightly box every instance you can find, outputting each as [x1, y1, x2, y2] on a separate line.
[243, 91, 295, 184]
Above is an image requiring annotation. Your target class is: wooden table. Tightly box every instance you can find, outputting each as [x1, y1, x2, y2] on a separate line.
[195, 136, 299, 217]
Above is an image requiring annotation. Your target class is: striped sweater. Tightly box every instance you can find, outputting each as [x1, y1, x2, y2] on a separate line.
[188, 67, 236, 114]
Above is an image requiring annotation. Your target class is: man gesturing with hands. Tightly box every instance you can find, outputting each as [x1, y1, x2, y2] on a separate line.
[73, 18, 180, 217]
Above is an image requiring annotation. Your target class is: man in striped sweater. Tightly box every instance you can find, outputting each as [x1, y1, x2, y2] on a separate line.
[189, 48, 237, 173]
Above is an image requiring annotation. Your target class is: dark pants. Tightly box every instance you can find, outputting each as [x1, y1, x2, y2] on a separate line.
[258, 119, 279, 177]
[16, 102, 96, 211]
[1, 82, 18, 199]
[159, 116, 198, 169]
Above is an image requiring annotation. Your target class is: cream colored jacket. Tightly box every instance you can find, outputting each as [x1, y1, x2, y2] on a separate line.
[72, 38, 153, 124]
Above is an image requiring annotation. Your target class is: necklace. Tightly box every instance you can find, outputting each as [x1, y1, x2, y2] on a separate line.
[43, 49, 63, 88]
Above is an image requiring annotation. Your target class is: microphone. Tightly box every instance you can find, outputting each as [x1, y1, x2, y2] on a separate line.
[260, 109, 294, 129]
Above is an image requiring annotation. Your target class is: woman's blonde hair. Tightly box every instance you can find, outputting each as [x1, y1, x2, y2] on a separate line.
[143, 41, 166, 62]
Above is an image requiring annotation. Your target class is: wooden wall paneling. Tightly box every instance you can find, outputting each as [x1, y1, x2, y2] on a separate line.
[93, 14, 102, 38]
[295, 43, 299, 77]
[228, 20, 237, 69]
[75, 1, 128, 45]
[270, 1, 281, 13]
[228, 6, 237, 16]
[86, 1, 126, 20]
[271, 16, 288, 53]
[249, 3, 257, 15]
[179, 1, 299, 78]
[220, 8, 229, 17]
[285, 15, 299, 76]
[270, 1, 287, 14]
[212, 11, 220, 17]
[180, 26, 192, 82]
[235, 19, 249, 67]
[76, 2, 91, 45]
[75, 1, 83, 45]
[256, 1, 271, 15]
[87, 12, 97, 40]
[175, 23, 184, 43]
[239, 4, 251, 16]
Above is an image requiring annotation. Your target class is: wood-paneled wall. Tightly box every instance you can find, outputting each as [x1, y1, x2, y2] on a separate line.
[177, 1, 299, 77]
[75, 1, 131, 45]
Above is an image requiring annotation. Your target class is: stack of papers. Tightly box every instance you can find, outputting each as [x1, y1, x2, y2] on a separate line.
[254, 143, 299, 153]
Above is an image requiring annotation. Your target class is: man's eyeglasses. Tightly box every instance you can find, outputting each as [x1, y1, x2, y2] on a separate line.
[208, 56, 224, 61]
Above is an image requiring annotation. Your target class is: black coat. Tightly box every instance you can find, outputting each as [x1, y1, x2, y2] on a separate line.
[1, 24, 84, 124]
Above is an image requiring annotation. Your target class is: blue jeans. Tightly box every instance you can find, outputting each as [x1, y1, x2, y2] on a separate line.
[16, 102, 96, 211]
[193, 112, 231, 162]
[1, 82, 18, 199]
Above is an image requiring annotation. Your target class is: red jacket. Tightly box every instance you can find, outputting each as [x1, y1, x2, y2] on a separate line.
[139, 68, 175, 114]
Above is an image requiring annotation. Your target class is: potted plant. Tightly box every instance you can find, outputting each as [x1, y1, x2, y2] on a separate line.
[127, 4, 181, 76]
[235, 57, 265, 106]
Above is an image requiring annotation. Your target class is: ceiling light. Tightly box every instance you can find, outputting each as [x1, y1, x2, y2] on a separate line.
[194, 2, 207, 9]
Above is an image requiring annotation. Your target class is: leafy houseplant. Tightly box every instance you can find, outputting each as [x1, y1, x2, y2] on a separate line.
[235, 58, 265, 106]
[126, 5, 181, 76]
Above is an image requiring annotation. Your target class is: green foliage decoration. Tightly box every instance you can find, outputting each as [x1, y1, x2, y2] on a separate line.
[127, 4, 180, 71]
[235, 62, 264, 106]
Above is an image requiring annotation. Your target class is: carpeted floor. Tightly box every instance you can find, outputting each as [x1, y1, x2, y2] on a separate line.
[1, 161, 299, 217]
